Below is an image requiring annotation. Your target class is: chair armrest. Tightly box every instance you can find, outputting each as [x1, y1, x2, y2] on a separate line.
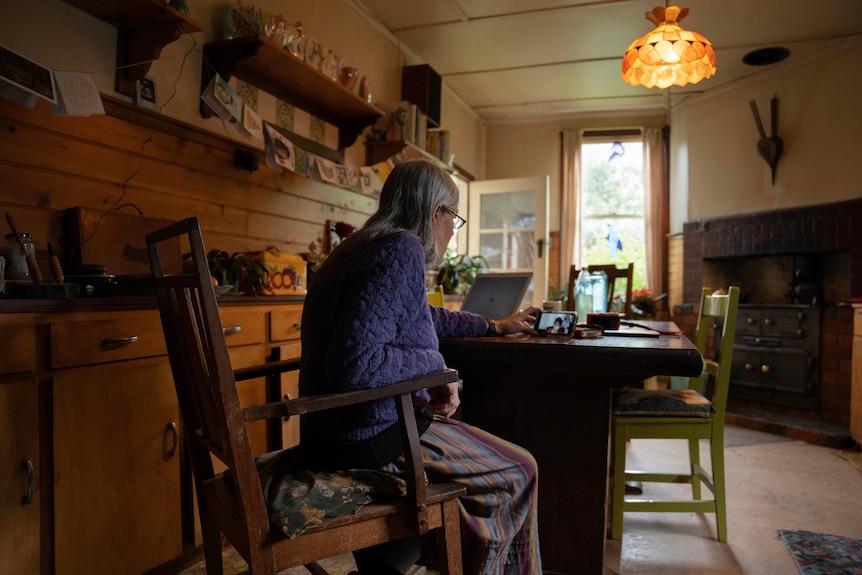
[234, 358, 301, 382]
[242, 368, 458, 422]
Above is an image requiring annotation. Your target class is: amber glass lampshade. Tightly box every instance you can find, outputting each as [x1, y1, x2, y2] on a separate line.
[621, 6, 716, 89]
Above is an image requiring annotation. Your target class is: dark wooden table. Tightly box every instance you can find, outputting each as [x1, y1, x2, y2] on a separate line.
[439, 322, 703, 575]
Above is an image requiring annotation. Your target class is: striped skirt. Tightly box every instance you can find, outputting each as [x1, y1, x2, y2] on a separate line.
[388, 416, 543, 575]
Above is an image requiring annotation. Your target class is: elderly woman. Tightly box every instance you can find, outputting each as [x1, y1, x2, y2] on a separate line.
[298, 159, 542, 574]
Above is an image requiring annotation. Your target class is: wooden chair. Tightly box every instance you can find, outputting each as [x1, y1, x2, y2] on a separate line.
[567, 263, 634, 318]
[146, 217, 465, 575]
[427, 284, 445, 306]
[609, 286, 740, 542]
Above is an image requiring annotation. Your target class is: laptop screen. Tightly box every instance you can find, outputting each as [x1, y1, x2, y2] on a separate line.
[460, 272, 532, 319]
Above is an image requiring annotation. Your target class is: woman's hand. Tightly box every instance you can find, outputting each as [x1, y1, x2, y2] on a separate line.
[427, 380, 461, 418]
[495, 305, 541, 335]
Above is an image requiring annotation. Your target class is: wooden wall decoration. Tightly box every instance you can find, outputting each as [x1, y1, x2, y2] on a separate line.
[0, 94, 377, 274]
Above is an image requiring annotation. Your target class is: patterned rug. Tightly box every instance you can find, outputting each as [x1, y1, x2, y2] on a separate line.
[778, 529, 862, 574]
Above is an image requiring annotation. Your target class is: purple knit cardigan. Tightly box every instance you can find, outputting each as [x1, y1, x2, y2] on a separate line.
[299, 231, 487, 441]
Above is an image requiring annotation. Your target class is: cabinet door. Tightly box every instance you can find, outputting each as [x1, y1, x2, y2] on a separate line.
[53, 356, 182, 575]
[0, 379, 40, 575]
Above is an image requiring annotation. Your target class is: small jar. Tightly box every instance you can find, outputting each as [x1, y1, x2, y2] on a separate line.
[3, 233, 34, 281]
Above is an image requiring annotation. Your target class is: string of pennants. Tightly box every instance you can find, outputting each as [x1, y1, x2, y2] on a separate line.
[203, 72, 394, 196]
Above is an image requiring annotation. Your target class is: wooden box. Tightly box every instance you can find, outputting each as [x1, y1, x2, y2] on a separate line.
[63, 207, 182, 276]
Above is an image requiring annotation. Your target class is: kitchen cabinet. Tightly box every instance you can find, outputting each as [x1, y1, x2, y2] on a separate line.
[60, 0, 204, 97]
[201, 34, 383, 157]
[51, 310, 180, 575]
[0, 329, 40, 575]
[0, 298, 303, 575]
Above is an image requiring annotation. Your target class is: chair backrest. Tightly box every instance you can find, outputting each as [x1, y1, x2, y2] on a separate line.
[427, 284, 444, 306]
[566, 263, 634, 318]
[147, 217, 271, 548]
[689, 286, 740, 417]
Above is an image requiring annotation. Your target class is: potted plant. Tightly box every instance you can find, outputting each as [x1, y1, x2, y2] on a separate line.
[198, 249, 271, 296]
[436, 249, 489, 295]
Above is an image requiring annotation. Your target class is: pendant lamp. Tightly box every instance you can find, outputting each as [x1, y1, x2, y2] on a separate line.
[621, 5, 716, 89]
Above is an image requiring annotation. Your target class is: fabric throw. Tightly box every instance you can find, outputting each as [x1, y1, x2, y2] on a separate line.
[612, 388, 715, 417]
[256, 448, 407, 539]
[778, 529, 862, 574]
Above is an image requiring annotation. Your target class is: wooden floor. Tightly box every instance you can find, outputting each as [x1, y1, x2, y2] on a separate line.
[179, 425, 862, 575]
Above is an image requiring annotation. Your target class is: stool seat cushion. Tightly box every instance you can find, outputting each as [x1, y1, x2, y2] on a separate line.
[256, 448, 407, 539]
[613, 388, 714, 417]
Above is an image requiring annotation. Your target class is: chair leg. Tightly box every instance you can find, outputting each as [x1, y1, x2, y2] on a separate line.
[610, 423, 628, 540]
[200, 520, 224, 575]
[688, 438, 702, 500]
[710, 436, 728, 542]
[436, 498, 463, 575]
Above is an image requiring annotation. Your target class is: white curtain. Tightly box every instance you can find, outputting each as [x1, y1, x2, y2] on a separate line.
[560, 130, 581, 278]
[643, 127, 664, 291]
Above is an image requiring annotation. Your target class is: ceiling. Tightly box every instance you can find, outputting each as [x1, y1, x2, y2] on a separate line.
[350, 0, 862, 123]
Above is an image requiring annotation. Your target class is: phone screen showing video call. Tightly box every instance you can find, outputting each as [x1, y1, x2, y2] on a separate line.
[536, 311, 576, 336]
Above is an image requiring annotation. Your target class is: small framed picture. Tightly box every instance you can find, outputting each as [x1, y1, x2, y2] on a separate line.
[135, 75, 157, 111]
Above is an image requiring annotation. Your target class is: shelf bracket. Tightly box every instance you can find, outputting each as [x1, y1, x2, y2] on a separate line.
[116, 22, 187, 98]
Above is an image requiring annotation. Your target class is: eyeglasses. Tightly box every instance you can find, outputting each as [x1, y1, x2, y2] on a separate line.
[441, 206, 466, 229]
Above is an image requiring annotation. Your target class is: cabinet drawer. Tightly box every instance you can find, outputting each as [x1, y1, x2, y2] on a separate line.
[51, 314, 167, 368]
[270, 307, 303, 342]
[219, 309, 265, 347]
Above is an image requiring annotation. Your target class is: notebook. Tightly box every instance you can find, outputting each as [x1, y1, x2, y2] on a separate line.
[460, 272, 532, 319]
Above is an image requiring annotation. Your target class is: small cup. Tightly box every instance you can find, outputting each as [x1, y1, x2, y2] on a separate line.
[542, 300, 562, 312]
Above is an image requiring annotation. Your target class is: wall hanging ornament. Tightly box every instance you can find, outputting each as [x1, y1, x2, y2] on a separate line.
[749, 95, 783, 185]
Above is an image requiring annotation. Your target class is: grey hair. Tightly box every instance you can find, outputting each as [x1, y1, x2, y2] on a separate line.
[360, 159, 459, 264]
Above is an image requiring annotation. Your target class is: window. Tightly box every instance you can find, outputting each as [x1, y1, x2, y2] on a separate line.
[578, 134, 646, 292]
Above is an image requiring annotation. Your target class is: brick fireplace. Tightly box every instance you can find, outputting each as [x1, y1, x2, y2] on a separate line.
[677, 199, 861, 442]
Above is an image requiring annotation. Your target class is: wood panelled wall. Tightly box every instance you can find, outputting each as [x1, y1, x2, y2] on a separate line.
[0, 94, 378, 267]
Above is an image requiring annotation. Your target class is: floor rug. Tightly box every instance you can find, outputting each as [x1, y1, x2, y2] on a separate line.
[778, 529, 862, 574]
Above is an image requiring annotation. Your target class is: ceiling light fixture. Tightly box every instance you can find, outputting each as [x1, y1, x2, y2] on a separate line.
[621, 5, 716, 89]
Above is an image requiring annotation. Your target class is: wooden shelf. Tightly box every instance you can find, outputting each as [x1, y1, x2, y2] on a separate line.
[201, 35, 383, 150]
[365, 140, 471, 181]
[61, 0, 203, 97]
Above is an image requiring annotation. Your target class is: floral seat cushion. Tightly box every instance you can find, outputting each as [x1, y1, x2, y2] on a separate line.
[613, 388, 715, 417]
[255, 448, 407, 539]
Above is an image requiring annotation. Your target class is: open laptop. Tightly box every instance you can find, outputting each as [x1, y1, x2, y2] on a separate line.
[460, 272, 532, 319]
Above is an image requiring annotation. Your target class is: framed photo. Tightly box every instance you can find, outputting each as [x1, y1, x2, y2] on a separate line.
[135, 75, 157, 111]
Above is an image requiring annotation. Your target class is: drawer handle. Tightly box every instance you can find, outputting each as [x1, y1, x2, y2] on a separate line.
[22, 459, 34, 506]
[761, 364, 771, 374]
[166, 422, 178, 459]
[223, 326, 242, 336]
[103, 336, 138, 347]
[745, 363, 755, 371]
[293, 322, 301, 330]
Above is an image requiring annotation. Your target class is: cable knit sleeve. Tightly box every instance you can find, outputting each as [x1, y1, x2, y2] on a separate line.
[429, 305, 489, 338]
[327, 233, 445, 390]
